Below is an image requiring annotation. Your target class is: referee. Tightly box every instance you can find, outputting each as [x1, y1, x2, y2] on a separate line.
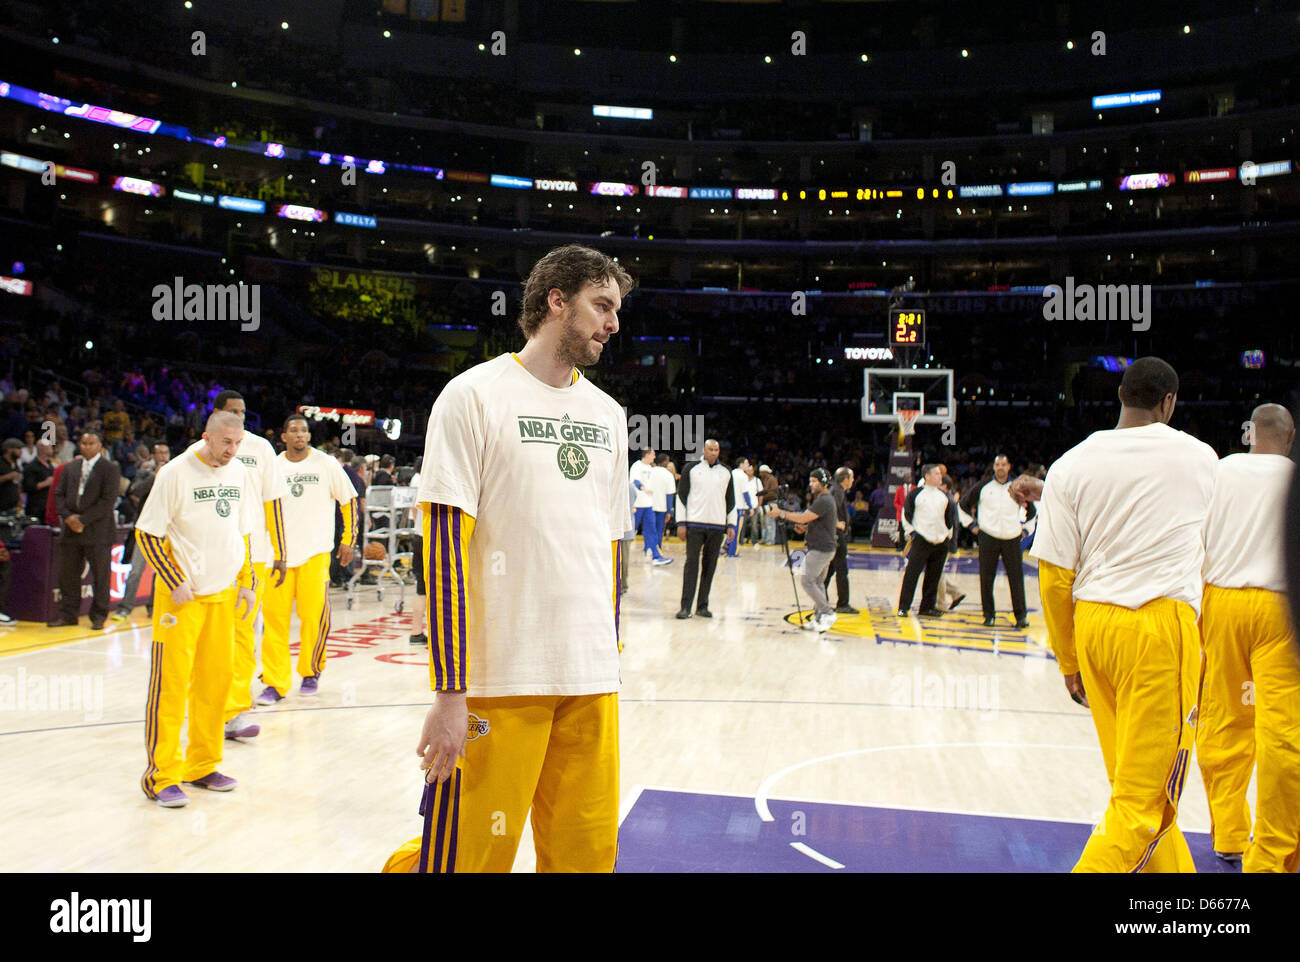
[961, 454, 1033, 628]
[897, 464, 957, 618]
[675, 439, 735, 619]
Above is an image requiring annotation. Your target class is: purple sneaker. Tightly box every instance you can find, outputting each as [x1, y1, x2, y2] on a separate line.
[156, 785, 189, 808]
[300, 675, 319, 695]
[224, 712, 260, 740]
[187, 771, 237, 792]
[255, 685, 283, 706]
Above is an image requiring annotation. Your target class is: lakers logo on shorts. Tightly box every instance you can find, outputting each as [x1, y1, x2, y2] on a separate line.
[215, 498, 231, 517]
[557, 442, 589, 480]
[466, 713, 490, 740]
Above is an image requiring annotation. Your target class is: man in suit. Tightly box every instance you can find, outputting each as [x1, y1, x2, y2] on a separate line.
[48, 431, 121, 630]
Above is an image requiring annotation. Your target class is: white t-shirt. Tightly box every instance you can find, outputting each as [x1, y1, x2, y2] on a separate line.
[1203, 452, 1293, 592]
[1030, 422, 1219, 613]
[418, 353, 630, 698]
[731, 468, 753, 511]
[278, 447, 358, 568]
[135, 446, 255, 596]
[648, 464, 676, 512]
[630, 459, 655, 509]
[232, 431, 289, 565]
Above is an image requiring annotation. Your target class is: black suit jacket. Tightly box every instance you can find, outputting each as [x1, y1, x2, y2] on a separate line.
[54, 457, 122, 544]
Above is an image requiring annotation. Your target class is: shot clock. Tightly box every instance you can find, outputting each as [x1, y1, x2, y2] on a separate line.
[889, 308, 925, 346]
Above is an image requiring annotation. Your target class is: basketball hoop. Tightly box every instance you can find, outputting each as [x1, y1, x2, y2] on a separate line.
[896, 410, 919, 445]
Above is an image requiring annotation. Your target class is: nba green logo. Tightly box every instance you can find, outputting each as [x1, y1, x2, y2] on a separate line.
[215, 498, 231, 517]
[291, 482, 304, 497]
[556, 442, 589, 480]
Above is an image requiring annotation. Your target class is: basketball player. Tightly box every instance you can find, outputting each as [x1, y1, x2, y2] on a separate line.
[1198, 403, 1300, 872]
[1030, 357, 1218, 872]
[135, 410, 258, 807]
[256, 415, 357, 704]
[211, 391, 288, 740]
[648, 453, 676, 565]
[630, 449, 668, 564]
[410, 244, 633, 873]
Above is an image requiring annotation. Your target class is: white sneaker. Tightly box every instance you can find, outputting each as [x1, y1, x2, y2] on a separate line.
[799, 616, 818, 630]
[652, 557, 674, 566]
[0, 613, 14, 625]
[816, 612, 837, 633]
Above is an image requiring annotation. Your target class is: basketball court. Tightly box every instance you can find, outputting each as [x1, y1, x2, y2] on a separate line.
[0, 539, 1234, 872]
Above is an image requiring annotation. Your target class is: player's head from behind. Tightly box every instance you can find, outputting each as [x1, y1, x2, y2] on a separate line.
[202, 410, 244, 466]
[281, 414, 312, 454]
[517, 244, 635, 368]
[214, 389, 246, 423]
[640, 448, 655, 463]
[701, 438, 720, 466]
[78, 430, 102, 460]
[1118, 356, 1179, 423]
[921, 463, 943, 486]
[1248, 403, 1295, 456]
[993, 454, 1011, 482]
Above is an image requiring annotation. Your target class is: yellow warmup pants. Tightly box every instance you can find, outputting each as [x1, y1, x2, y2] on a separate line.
[141, 582, 237, 797]
[1197, 584, 1300, 873]
[261, 552, 331, 696]
[1073, 598, 1201, 873]
[224, 562, 266, 721]
[384, 692, 620, 874]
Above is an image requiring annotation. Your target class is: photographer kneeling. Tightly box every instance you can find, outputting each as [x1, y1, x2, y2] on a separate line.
[766, 468, 839, 633]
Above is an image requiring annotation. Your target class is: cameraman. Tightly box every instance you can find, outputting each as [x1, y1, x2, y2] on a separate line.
[766, 468, 839, 632]
[757, 465, 779, 544]
[824, 466, 857, 614]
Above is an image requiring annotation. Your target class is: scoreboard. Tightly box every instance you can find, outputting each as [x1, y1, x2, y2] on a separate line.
[889, 308, 925, 346]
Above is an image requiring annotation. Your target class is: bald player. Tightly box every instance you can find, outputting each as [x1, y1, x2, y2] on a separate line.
[211, 391, 288, 741]
[135, 410, 258, 807]
[1198, 403, 1300, 871]
[1029, 357, 1218, 872]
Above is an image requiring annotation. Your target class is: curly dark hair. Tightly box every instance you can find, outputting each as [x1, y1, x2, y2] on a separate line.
[517, 245, 636, 338]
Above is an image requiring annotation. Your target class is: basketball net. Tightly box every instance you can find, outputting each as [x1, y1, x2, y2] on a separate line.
[896, 410, 919, 449]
